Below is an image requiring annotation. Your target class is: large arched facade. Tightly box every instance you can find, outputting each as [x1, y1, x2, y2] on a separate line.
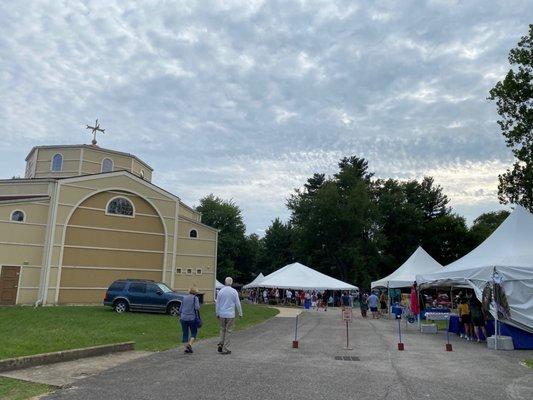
[57, 190, 166, 304]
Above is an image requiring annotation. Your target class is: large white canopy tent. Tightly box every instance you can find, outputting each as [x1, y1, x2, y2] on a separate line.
[246, 262, 358, 291]
[242, 273, 265, 290]
[371, 246, 442, 289]
[417, 205, 533, 332]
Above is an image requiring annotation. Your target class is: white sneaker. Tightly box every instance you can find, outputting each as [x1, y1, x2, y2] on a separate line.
[460, 334, 464, 338]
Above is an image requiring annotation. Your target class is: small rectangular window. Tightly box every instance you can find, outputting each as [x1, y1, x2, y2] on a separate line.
[128, 283, 146, 293]
[186, 268, 193, 275]
[109, 281, 126, 291]
[176, 268, 182, 274]
[196, 268, 202, 275]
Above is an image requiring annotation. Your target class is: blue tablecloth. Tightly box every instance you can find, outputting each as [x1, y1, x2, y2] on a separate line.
[449, 315, 533, 349]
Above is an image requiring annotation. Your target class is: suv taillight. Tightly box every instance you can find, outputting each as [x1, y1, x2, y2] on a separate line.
[104, 291, 110, 301]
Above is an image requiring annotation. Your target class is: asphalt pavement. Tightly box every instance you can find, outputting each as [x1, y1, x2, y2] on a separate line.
[44, 309, 533, 400]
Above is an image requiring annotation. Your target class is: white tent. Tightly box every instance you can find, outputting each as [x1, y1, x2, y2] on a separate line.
[417, 205, 533, 332]
[215, 280, 224, 289]
[246, 262, 358, 291]
[242, 273, 265, 290]
[371, 246, 442, 289]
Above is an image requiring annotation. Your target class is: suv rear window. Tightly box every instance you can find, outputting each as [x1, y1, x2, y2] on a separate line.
[128, 283, 147, 293]
[109, 281, 126, 291]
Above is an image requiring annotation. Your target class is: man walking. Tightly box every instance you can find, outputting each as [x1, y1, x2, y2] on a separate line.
[368, 291, 379, 319]
[216, 277, 243, 355]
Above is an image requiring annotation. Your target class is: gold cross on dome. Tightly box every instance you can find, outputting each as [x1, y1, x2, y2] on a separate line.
[86, 118, 105, 145]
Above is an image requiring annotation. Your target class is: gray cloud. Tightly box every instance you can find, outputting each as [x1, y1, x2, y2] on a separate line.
[0, 0, 530, 233]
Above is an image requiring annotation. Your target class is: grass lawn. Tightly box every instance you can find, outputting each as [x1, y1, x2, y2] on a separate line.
[0, 377, 51, 400]
[0, 303, 278, 359]
[524, 359, 533, 368]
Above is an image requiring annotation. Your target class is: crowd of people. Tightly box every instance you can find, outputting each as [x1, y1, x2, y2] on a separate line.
[457, 291, 490, 343]
[181, 279, 497, 355]
[358, 291, 388, 319]
[246, 288, 360, 310]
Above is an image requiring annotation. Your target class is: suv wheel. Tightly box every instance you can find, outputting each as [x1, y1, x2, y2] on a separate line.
[114, 299, 128, 314]
[167, 302, 180, 316]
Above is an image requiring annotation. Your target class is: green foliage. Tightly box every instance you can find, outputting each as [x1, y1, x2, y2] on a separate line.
[285, 156, 476, 289]
[258, 218, 295, 274]
[421, 213, 470, 265]
[196, 194, 247, 280]
[469, 210, 510, 247]
[489, 24, 533, 211]
[288, 157, 380, 288]
[197, 159, 509, 290]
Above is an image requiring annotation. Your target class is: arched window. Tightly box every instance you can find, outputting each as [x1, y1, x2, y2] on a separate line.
[101, 158, 114, 173]
[189, 229, 198, 238]
[51, 154, 63, 172]
[106, 197, 134, 217]
[11, 210, 25, 222]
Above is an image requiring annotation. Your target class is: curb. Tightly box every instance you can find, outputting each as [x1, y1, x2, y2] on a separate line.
[0, 341, 135, 373]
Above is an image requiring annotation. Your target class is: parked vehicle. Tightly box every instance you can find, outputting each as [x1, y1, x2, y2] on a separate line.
[103, 279, 185, 316]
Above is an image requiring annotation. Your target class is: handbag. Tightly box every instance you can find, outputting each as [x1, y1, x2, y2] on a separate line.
[195, 310, 202, 328]
[194, 296, 202, 328]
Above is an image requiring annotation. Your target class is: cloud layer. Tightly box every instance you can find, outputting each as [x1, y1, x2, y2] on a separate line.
[1, 0, 531, 233]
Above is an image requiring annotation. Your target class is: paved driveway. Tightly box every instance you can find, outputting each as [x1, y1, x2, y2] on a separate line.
[45, 310, 533, 400]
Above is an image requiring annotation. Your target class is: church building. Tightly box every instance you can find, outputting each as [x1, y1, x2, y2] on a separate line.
[0, 137, 218, 305]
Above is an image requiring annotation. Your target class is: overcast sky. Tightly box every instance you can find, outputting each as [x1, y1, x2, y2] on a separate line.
[1, 1, 532, 234]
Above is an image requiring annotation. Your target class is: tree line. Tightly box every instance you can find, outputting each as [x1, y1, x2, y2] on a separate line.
[197, 165, 509, 289]
[197, 24, 533, 289]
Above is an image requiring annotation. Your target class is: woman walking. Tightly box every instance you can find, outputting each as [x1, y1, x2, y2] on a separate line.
[359, 293, 369, 318]
[179, 287, 201, 353]
[379, 292, 388, 318]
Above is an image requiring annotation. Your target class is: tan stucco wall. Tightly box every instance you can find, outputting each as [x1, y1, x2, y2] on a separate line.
[0, 180, 52, 197]
[58, 191, 165, 304]
[0, 201, 50, 304]
[178, 204, 200, 221]
[178, 219, 216, 241]
[33, 148, 82, 179]
[1, 170, 216, 305]
[26, 146, 152, 181]
[132, 158, 152, 181]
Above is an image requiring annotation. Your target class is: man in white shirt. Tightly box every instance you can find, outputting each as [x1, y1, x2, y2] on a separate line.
[216, 277, 243, 355]
[285, 289, 292, 305]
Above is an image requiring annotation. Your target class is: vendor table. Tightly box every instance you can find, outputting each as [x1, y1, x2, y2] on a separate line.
[448, 315, 533, 349]
[421, 307, 450, 319]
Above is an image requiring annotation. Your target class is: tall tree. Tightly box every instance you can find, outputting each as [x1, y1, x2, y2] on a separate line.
[288, 157, 380, 288]
[240, 233, 263, 282]
[196, 194, 247, 281]
[258, 218, 294, 274]
[469, 210, 510, 247]
[489, 24, 533, 211]
[421, 214, 471, 266]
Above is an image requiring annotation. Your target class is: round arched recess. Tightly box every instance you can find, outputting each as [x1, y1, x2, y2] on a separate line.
[58, 190, 166, 304]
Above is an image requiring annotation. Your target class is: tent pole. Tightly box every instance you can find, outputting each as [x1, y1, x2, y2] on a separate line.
[493, 268, 499, 351]
[450, 286, 453, 309]
[387, 282, 390, 320]
[418, 286, 421, 331]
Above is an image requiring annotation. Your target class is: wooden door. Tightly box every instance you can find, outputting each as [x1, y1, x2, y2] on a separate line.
[0, 266, 20, 305]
